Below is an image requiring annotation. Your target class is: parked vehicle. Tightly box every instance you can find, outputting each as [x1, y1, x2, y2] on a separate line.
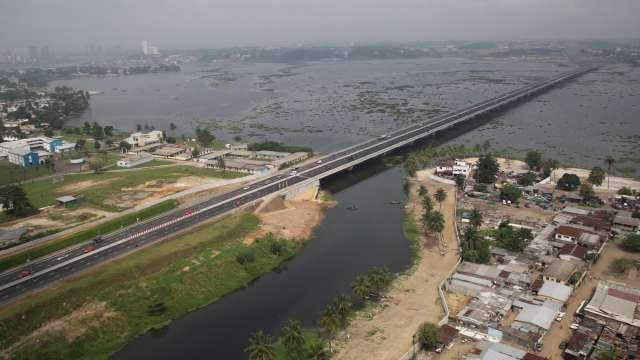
[348, 156, 354, 160]
[556, 312, 565, 321]
[502, 200, 506, 205]
[560, 341, 569, 350]
[317, 160, 322, 164]
[570, 323, 579, 330]
[311, 164, 316, 168]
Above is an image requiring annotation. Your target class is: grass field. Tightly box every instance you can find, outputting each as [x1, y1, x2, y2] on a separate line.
[19, 166, 248, 210]
[0, 212, 310, 360]
[0, 199, 177, 273]
[102, 159, 174, 170]
[0, 160, 47, 186]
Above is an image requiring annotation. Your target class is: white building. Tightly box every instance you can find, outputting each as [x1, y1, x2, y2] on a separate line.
[117, 153, 154, 167]
[148, 47, 158, 55]
[142, 40, 148, 55]
[436, 159, 473, 178]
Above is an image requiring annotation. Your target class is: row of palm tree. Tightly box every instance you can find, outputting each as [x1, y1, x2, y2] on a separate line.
[417, 186, 448, 250]
[414, 140, 492, 169]
[351, 266, 394, 304]
[459, 209, 484, 251]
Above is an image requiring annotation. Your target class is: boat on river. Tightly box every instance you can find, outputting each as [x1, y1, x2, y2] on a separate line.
[346, 205, 358, 210]
[389, 201, 401, 204]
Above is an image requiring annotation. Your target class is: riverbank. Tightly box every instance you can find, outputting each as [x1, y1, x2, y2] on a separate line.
[333, 168, 459, 360]
[0, 188, 330, 359]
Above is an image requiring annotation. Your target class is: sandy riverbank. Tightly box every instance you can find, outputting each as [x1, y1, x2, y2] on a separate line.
[334, 168, 459, 360]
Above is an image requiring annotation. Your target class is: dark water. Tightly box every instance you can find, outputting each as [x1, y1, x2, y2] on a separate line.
[110, 158, 412, 360]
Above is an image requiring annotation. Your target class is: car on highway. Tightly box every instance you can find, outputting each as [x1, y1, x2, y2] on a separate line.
[84, 247, 95, 253]
[310, 164, 316, 168]
[341, 152, 346, 155]
[348, 156, 354, 160]
[243, 186, 250, 190]
[57, 254, 69, 261]
[91, 236, 102, 245]
[18, 271, 30, 278]
[290, 171, 297, 175]
[277, 175, 282, 178]
[185, 210, 194, 215]
[236, 201, 244, 206]
[317, 160, 322, 164]
[331, 154, 336, 157]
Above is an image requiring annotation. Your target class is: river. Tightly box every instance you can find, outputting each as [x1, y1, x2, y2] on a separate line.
[109, 157, 412, 359]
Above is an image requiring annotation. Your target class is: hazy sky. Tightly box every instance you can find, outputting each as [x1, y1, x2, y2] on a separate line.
[2, 0, 639, 54]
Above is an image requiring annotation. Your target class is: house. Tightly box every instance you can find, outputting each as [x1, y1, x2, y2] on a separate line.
[125, 143, 163, 154]
[613, 213, 640, 233]
[195, 149, 233, 163]
[558, 244, 588, 261]
[437, 324, 459, 349]
[554, 225, 604, 248]
[436, 159, 473, 178]
[255, 150, 290, 159]
[7, 148, 39, 167]
[121, 131, 164, 148]
[0, 136, 75, 153]
[584, 280, 640, 327]
[151, 143, 192, 159]
[270, 152, 309, 167]
[542, 259, 587, 286]
[536, 281, 573, 303]
[117, 153, 154, 167]
[229, 150, 256, 159]
[571, 215, 612, 231]
[461, 341, 547, 360]
[55, 195, 85, 207]
[225, 142, 249, 150]
[512, 299, 562, 334]
[206, 159, 268, 174]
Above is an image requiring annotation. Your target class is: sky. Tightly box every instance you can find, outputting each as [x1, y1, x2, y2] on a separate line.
[2, 0, 640, 54]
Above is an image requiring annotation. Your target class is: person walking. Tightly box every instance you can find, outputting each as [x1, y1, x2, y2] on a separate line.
[560, 324, 563, 330]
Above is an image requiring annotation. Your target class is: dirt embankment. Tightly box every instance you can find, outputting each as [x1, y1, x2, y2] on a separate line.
[244, 187, 335, 245]
[334, 169, 460, 360]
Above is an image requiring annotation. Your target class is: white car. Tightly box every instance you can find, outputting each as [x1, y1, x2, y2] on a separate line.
[243, 186, 250, 190]
[57, 254, 69, 261]
[290, 171, 297, 175]
[570, 323, 579, 330]
[556, 312, 565, 321]
[502, 200, 506, 205]
[317, 160, 322, 164]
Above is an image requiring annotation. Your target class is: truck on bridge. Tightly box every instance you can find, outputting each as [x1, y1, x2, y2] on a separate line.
[378, 134, 388, 140]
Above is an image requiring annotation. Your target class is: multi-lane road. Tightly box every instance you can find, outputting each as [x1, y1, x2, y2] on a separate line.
[0, 66, 596, 305]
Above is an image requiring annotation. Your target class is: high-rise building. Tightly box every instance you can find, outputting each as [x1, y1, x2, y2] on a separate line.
[29, 46, 38, 59]
[85, 45, 89, 55]
[148, 47, 158, 55]
[90, 44, 95, 54]
[97, 45, 102, 54]
[40, 46, 50, 60]
[116, 45, 121, 53]
[142, 40, 148, 55]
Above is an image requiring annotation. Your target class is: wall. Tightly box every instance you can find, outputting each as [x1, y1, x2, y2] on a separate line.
[429, 173, 457, 186]
[281, 179, 320, 200]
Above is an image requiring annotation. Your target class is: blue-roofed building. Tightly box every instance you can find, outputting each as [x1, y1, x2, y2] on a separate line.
[8, 148, 39, 167]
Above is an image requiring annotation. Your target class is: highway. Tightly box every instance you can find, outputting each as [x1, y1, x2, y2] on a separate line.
[0, 66, 595, 305]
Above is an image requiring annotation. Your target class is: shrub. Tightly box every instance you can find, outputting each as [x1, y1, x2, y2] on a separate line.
[474, 183, 488, 192]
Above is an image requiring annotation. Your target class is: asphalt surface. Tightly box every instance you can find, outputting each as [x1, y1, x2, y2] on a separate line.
[0, 66, 595, 305]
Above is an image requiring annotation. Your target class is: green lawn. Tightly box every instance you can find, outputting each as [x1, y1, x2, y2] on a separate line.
[0, 160, 47, 186]
[20, 166, 249, 210]
[0, 213, 310, 360]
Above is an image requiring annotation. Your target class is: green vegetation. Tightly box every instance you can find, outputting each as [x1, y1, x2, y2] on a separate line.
[476, 153, 500, 183]
[473, 183, 488, 192]
[248, 140, 313, 155]
[416, 321, 443, 350]
[0, 212, 309, 360]
[500, 185, 521, 201]
[558, 173, 581, 189]
[617, 167, 638, 174]
[611, 258, 636, 275]
[622, 234, 640, 252]
[273, 331, 320, 360]
[19, 166, 247, 210]
[0, 199, 176, 272]
[0, 160, 49, 186]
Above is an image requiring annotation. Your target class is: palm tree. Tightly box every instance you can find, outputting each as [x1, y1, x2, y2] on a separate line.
[367, 267, 384, 295]
[421, 196, 434, 213]
[245, 330, 276, 360]
[469, 208, 483, 229]
[417, 184, 428, 198]
[429, 211, 446, 248]
[421, 211, 433, 237]
[169, 121, 177, 135]
[461, 225, 481, 250]
[548, 158, 560, 185]
[305, 339, 331, 360]
[333, 293, 353, 336]
[482, 139, 492, 153]
[438, 147, 447, 159]
[136, 123, 142, 132]
[351, 275, 370, 304]
[144, 124, 150, 132]
[217, 157, 226, 170]
[473, 143, 482, 156]
[458, 144, 469, 158]
[434, 188, 448, 212]
[604, 156, 616, 189]
[446, 145, 457, 159]
[281, 319, 306, 358]
[317, 306, 340, 351]
[379, 267, 393, 291]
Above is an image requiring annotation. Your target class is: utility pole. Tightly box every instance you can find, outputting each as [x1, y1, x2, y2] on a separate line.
[27, 245, 33, 273]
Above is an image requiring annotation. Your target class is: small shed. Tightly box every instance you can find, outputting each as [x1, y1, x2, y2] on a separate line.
[55, 195, 85, 207]
[437, 324, 459, 349]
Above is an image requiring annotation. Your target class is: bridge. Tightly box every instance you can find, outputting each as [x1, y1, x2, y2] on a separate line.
[0, 66, 596, 305]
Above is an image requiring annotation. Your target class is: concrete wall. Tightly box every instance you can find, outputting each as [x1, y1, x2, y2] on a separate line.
[430, 173, 457, 186]
[281, 180, 320, 201]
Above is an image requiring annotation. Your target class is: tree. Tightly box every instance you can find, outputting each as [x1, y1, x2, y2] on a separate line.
[517, 171, 537, 186]
[195, 126, 215, 148]
[351, 275, 370, 303]
[473, 183, 488, 192]
[317, 306, 340, 351]
[588, 166, 606, 187]
[557, 173, 581, 189]
[88, 161, 103, 173]
[601, 347, 617, 360]
[245, 330, 276, 360]
[169, 121, 177, 135]
[233, 135, 243, 142]
[434, 188, 447, 212]
[604, 156, 616, 189]
[217, 158, 226, 170]
[404, 154, 419, 178]
[192, 149, 199, 158]
[482, 139, 492, 153]
[92, 123, 104, 140]
[461, 225, 481, 250]
[544, 158, 561, 184]
[83, 121, 91, 135]
[147, 295, 166, 316]
[305, 340, 330, 360]
[611, 259, 634, 275]
[421, 196, 434, 213]
[416, 322, 443, 350]
[104, 125, 114, 137]
[455, 174, 465, 189]
[469, 208, 483, 229]
[43, 158, 55, 174]
[500, 185, 520, 202]
[166, 136, 177, 144]
[618, 186, 633, 196]
[144, 124, 150, 132]
[281, 319, 306, 357]
[333, 292, 353, 335]
[633, 210, 640, 219]
[524, 151, 542, 170]
[0, 185, 33, 217]
[476, 153, 500, 183]
[119, 140, 132, 152]
[622, 234, 640, 251]
[44, 128, 54, 137]
[136, 123, 143, 132]
[76, 138, 86, 150]
[94, 140, 101, 151]
[579, 181, 595, 198]
[417, 184, 428, 198]
[472, 143, 482, 155]
[367, 267, 384, 294]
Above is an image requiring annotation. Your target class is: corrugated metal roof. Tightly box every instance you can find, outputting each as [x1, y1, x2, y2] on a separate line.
[450, 279, 485, 291]
[538, 281, 573, 302]
[452, 273, 493, 287]
[514, 301, 560, 330]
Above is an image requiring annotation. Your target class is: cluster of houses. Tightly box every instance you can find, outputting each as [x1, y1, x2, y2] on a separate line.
[0, 136, 76, 167]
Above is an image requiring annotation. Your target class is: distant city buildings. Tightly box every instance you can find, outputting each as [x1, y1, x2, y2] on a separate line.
[142, 40, 148, 55]
[148, 47, 158, 55]
[29, 46, 37, 59]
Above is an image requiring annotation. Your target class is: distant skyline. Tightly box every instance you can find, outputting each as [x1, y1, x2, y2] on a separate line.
[2, 0, 640, 54]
